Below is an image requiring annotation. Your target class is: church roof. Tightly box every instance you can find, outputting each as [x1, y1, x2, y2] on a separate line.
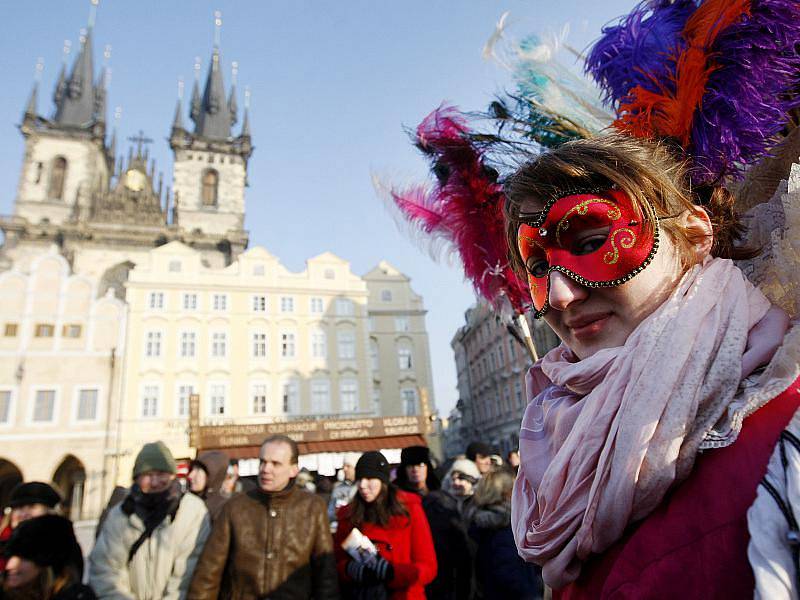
[53, 28, 102, 127]
[192, 47, 235, 140]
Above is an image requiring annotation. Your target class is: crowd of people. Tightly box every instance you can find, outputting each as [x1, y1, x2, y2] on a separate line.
[0, 436, 542, 599]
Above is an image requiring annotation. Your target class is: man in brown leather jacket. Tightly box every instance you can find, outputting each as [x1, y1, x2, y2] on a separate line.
[188, 434, 339, 599]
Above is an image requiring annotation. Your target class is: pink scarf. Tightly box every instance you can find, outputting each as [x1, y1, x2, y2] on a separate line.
[512, 257, 772, 588]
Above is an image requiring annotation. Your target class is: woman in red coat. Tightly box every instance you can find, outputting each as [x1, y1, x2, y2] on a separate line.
[505, 134, 800, 598]
[334, 451, 437, 600]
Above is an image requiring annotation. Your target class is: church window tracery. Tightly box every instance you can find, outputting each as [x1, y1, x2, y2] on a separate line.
[48, 156, 67, 200]
[202, 169, 219, 206]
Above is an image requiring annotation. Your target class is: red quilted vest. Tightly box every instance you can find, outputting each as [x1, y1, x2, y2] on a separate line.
[556, 376, 800, 600]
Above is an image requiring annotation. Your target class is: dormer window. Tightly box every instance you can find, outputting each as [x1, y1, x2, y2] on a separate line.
[202, 169, 219, 206]
[48, 156, 67, 200]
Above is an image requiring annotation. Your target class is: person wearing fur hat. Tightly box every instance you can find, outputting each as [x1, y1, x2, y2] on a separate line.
[187, 450, 230, 522]
[334, 451, 437, 600]
[89, 441, 210, 599]
[465, 442, 493, 476]
[2, 514, 95, 600]
[421, 458, 481, 600]
[0, 482, 62, 573]
[393, 446, 440, 497]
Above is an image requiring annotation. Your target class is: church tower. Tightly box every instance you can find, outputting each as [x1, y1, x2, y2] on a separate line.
[170, 23, 252, 258]
[15, 23, 112, 229]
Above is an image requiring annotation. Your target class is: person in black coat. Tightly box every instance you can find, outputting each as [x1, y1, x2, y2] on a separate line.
[1, 514, 96, 599]
[468, 469, 542, 600]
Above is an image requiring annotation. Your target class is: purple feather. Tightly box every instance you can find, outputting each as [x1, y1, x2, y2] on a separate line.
[689, 0, 800, 183]
[586, 0, 695, 107]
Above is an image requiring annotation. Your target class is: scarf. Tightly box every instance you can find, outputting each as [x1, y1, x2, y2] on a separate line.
[512, 257, 772, 588]
[121, 481, 182, 563]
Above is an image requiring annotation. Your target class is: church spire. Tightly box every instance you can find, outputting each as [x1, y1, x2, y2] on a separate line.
[194, 11, 233, 139]
[228, 61, 238, 127]
[54, 24, 97, 126]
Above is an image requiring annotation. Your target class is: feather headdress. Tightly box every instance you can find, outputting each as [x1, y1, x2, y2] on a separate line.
[588, 0, 800, 183]
[388, 106, 531, 313]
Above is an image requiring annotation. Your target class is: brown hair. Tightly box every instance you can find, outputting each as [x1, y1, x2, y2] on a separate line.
[472, 468, 516, 509]
[261, 434, 299, 465]
[504, 134, 756, 277]
[345, 482, 409, 528]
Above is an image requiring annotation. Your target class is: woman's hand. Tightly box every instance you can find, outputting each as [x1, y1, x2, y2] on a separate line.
[741, 306, 790, 378]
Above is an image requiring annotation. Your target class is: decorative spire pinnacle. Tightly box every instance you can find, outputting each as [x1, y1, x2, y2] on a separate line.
[172, 77, 185, 131]
[24, 59, 44, 119]
[228, 61, 238, 126]
[213, 10, 222, 47]
[88, 0, 99, 29]
[195, 42, 232, 139]
[190, 56, 201, 123]
[55, 19, 99, 127]
[241, 85, 251, 137]
[53, 40, 71, 106]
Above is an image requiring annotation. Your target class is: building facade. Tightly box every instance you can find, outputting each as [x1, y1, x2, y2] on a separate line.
[446, 303, 559, 458]
[0, 13, 436, 515]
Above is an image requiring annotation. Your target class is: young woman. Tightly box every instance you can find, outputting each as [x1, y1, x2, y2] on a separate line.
[2, 514, 95, 600]
[334, 451, 437, 600]
[505, 134, 799, 598]
[468, 469, 543, 600]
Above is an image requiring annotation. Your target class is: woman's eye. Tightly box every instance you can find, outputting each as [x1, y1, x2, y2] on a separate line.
[573, 235, 607, 256]
[526, 258, 549, 278]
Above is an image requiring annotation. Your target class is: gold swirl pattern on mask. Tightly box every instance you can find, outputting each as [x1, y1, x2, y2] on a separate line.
[555, 199, 621, 246]
[603, 227, 636, 265]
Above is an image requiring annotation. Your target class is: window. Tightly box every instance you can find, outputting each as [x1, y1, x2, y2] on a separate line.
[310, 297, 324, 313]
[180, 332, 196, 358]
[369, 339, 379, 371]
[212, 294, 227, 311]
[336, 298, 354, 316]
[177, 384, 195, 417]
[4, 324, 18, 337]
[282, 380, 299, 414]
[394, 316, 409, 332]
[281, 332, 296, 358]
[32, 390, 56, 422]
[311, 330, 327, 359]
[381, 289, 392, 302]
[509, 339, 517, 360]
[367, 317, 375, 331]
[145, 332, 162, 357]
[401, 389, 417, 416]
[62, 324, 82, 338]
[141, 386, 159, 417]
[182, 293, 198, 310]
[280, 296, 294, 313]
[514, 381, 523, 408]
[252, 295, 267, 312]
[209, 384, 226, 415]
[503, 387, 512, 414]
[311, 380, 330, 414]
[76, 389, 98, 421]
[489, 351, 496, 371]
[34, 324, 54, 338]
[34, 161, 43, 184]
[148, 292, 164, 310]
[324, 268, 335, 279]
[211, 332, 227, 358]
[0, 390, 12, 424]
[495, 392, 502, 418]
[397, 346, 412, 370]
[252, 384, 268, 414]
[168, 260, 182, 272]
[202, 169, 218, 206]
[338, 330, 355, 360]
[252, 332, 267, 358]
[340, 380, 358, 413]
[47, 156, 67, 200]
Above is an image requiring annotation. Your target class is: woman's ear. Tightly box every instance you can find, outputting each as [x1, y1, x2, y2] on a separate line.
[680, 207, 714, 261]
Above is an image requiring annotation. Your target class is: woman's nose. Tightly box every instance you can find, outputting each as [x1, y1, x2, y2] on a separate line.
[548, 270, 588, 311]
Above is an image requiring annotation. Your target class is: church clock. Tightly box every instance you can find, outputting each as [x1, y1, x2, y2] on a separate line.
[124, 168, 146, 192]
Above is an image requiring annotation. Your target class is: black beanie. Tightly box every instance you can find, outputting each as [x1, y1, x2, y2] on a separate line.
[5, 515, 84, 575]
[400, 445, 431, 467]
[8, 481, 62, 508]
[355, 451, 391, 485]
[465, 441, 493, 461]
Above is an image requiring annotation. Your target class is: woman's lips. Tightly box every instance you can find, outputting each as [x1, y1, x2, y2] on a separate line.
[567, 313, 612, 339]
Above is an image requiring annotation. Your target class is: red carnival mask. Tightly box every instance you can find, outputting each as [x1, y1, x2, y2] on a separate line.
[517, 189, 659, 318]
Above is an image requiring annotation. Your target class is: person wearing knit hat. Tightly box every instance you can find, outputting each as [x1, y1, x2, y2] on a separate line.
[449, 458, 481, 498]
[89, 441, 210, 599]
[3, 514, 96, 599]
[394, 445, 441, 497]
[335, 451, 437, 599]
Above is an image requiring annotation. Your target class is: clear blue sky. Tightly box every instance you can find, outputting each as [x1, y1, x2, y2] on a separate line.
[0, 1, 635, 417]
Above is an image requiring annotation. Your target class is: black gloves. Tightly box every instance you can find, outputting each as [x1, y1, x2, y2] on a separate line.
[346, 557, 395, 584]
